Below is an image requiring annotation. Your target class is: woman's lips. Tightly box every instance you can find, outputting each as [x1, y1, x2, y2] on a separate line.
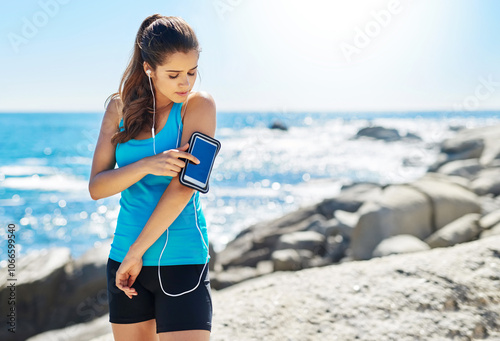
[176, 91, 189, 96]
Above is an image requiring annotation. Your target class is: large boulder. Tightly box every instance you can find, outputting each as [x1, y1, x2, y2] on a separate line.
[275, 231, 325, 255]
[216, 205, 319, 269]
[271, 249, 314, 271]
[425, 213, 482, 248]
[430, 123, 500, 170]
[351, 174, 481, 260]
[211, 265, 271, 290]
[437, 158, 484, 179]
[372, 234, 430, 258]
[0, 248, 72, 341]
[479, 209, 500, 230]
[355, 126, 401, 141]
[480, 223, 500, 239]
[470, 168, 500, 196]
[316, 183, 382, 218]
[353, 126, 421, 142]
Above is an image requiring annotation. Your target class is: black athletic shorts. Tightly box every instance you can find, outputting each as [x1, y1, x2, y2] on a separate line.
[106, 258, 212, 333]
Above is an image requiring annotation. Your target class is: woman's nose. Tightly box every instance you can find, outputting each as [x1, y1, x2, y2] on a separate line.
[180, 75, 191, 87]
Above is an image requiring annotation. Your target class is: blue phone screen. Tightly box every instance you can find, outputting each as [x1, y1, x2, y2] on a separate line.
[184, 137, 217, 184]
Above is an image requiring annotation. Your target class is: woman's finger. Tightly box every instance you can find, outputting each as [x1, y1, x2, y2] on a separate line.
[168, 165, 182, 173]
[166, 157, 186, 169]
[116, 281, 137, 299]
[174, 151, 200, 164]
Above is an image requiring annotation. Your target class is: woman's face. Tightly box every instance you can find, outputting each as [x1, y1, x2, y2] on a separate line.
[146, 49, 199, 104]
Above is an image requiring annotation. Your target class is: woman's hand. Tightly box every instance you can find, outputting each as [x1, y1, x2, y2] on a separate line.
[142, 142, 200, 177]
[115, 254, 143, 299]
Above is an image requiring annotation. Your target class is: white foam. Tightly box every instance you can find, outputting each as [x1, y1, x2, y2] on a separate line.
[2, 174, 88, 192]
[0, 165, 57, 176]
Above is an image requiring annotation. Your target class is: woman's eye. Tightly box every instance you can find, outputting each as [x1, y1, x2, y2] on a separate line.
[188, 72, 196, 76]
[169, 75, 179, 79]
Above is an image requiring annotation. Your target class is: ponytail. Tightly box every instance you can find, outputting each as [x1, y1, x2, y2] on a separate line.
[106, 14, 199, 145]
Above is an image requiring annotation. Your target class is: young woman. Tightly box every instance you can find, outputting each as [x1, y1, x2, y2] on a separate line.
[89, 14, 215, 341]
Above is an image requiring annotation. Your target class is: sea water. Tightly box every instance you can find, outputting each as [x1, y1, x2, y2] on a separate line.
[1, 111, 499, 261]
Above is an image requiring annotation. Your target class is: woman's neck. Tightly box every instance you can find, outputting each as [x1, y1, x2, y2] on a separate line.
[155, 90, 174, 111]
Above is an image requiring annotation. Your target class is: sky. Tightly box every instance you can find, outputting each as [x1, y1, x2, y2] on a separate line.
[0, 0, 499, 113]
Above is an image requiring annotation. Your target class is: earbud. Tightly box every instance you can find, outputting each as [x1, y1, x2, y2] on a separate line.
[146, 69, 151, 77]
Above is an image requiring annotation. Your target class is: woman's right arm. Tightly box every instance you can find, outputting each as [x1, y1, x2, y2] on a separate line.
[88, 98, 148, 200]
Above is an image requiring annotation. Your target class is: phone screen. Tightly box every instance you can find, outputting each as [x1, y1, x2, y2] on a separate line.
[183, 137, 218, 187]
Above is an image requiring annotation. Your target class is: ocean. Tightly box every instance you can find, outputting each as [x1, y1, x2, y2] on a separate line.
[1, 110, 499, 262]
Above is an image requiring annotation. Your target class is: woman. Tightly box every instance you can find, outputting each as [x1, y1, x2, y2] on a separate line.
[89, 14, 215, 341]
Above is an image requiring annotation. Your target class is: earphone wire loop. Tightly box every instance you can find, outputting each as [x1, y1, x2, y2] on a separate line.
[157, 194, 210, 297]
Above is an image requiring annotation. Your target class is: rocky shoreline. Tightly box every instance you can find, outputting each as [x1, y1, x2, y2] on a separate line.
[2, 122, 500, 340]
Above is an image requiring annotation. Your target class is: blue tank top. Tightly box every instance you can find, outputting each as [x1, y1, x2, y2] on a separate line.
[109, 102, 210, 266]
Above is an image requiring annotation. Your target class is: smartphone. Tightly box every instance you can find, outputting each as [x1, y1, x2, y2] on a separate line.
[179, 132, 221, 193]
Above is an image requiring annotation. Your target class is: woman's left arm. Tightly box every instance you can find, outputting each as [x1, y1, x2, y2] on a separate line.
[115, 92, 216, 298]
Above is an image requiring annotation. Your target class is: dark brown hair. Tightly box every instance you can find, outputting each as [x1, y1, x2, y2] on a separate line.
[105, 14, 200, 144]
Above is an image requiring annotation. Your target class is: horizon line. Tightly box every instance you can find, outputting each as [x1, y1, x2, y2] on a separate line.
[0, 109, 499, 115]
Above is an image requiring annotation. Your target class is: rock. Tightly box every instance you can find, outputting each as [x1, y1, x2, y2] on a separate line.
[355, 126, 401, 141]
[404, 132, 422, 140]
[478, 195, 500, 215]
[271, 249, 313, 271]
[325, 234, 350, 262]
[429, 139, 484, 171]
[211, 267, 261, 290]
[442, 137, 485, 156]
[0, 247, 72, 341]
[269, 120, 288, 131]
[372, 234, 430, 258]
[351, 174, 481, 260]
[471, 168, 500, 196]
[275, 231, 325, 255]
[425, 213, 482, 248]
[209, 243, 217, 271]
[479, 209, 500, 230]
[323, 218, 355, 239]
[251, 214, 327, 259]
[316, 183, 382, 218]
[26, 314, 111, 341]
[211, 261, 275, 290]
[351, 186, 428, 261]
[410, 173, 481, 226]
[437, 158, 484, 179]
[0, 241, 111, 341]
[430, 123, 500, 170]
[480, 223, 500, 239]
[216, 205, 319, 269]
[333, 210, 360, 229]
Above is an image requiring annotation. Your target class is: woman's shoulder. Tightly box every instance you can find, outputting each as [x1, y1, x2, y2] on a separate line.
[182, 91, 216, 132]
[105, 95, 124, 128]
[186, 91, 215, 111]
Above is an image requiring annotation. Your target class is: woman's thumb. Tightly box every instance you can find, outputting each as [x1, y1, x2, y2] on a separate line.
[178, 142, 189, 151]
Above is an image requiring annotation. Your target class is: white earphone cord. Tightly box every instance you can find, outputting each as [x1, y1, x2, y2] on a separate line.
[147, 70, 207, 297]
[147, 72, 157, 155]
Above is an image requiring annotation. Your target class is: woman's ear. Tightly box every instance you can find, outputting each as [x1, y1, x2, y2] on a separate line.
[143, 62, 152, 77]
